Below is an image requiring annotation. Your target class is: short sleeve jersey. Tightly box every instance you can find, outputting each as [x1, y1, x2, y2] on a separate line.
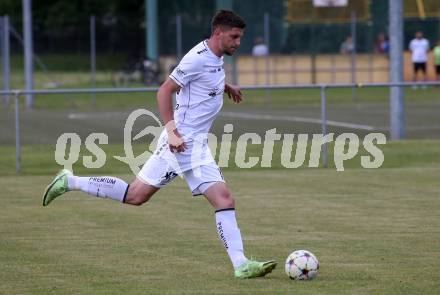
[409, 38, 430, 63]
[170, 40, 225, 142]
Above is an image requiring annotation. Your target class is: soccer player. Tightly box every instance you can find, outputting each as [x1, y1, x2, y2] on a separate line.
[42, 10, 277, 279]
[409, 31, 430, 89]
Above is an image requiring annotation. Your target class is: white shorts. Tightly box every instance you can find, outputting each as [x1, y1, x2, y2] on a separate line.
[137, 131, 225, 196]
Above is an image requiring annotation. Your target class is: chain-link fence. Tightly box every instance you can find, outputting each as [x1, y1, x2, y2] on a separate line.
[2, 1, 440, 91]
[1, 81, 439, 173]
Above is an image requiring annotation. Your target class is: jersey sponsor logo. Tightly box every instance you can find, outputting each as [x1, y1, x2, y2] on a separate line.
[89, 177, 116, 185]
[155, 142, 168, 156]
[159, 171, 178, 185]
[197, 48, 208, 54]
[217, 221, 229, 249]
[176, 67, 186, 76]
[208, 68, 222, 73]
[208, 87, 219, 97]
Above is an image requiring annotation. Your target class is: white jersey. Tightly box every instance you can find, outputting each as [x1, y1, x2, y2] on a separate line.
[170, 40, 225, 142]
[409, 38, 430, 63]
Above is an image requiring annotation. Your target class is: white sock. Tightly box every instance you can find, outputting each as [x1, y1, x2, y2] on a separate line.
[215, 208, 248, 269]
[67, 175, 129, 203]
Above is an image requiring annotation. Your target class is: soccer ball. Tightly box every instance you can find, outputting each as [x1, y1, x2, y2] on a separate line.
[285, 250, 319, 280]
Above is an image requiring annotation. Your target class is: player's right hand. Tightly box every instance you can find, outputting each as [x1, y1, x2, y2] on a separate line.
[168, 129, 187, 153]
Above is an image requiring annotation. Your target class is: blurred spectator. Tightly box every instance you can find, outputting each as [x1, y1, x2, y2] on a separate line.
[142, 58, 160, 85]
[374, 33, 389, 54]
[252, 37, 269, 56]
[340, 36, 355, 54]
[409, 31, 430, 89]
[434, 40, 440, 81]
[112, 55, 160, 86]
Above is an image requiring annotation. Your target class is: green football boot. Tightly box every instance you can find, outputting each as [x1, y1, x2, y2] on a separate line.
[234, 260, 277, 279]
[42, 169, 72, 206]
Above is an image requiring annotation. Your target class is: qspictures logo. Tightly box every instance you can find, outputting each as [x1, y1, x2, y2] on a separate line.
[54, 109, 386, 175]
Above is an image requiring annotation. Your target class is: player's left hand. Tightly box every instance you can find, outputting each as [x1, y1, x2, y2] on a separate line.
[225, 84, 243, 103]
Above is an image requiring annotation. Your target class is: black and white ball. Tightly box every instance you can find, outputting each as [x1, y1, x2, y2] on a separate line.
[285, 250, 319, 280]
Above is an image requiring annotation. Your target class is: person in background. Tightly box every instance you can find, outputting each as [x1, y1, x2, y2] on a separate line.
[340, 36, 355, 54]
[374, 33, 389, 54]
[251, 37, 269, 56]
[409, 31, 430, 89]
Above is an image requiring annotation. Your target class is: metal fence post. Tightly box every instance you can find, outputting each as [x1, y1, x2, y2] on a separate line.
[90, 15, 96, 105]
[350, 9, 357, 100]
[264, 12, 270, 99]
[389, 0, 405, 139]
[14, 91, 21, 173]
[23, 0, 34, 109]
[320, 86, 328, 168]
[1, 16, 11, 107]
[176, 14, 182, 62]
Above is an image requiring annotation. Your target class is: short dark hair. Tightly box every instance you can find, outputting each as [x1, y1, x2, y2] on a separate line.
[211, 10, 246, 34]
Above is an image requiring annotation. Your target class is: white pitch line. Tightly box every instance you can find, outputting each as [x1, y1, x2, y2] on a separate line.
[406, 126, 440, 131]
[68, 110, 378, 131]
[220, 111, 378, 131]
[68, 112, 130, 119]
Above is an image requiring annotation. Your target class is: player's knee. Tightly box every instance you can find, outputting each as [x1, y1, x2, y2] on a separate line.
[224, 197, 235, 209]
[220, 190, 235, 208]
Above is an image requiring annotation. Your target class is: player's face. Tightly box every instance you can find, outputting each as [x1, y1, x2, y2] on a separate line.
[220, 27, 244, 56]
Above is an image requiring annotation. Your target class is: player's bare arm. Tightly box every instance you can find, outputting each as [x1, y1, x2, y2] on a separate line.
[157, 77, 187, 153]
[225, 83, 243, 103]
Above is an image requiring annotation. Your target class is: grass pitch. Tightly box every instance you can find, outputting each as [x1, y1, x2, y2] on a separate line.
[1, 85, 439, 293]
[1, 167, 439, 294]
